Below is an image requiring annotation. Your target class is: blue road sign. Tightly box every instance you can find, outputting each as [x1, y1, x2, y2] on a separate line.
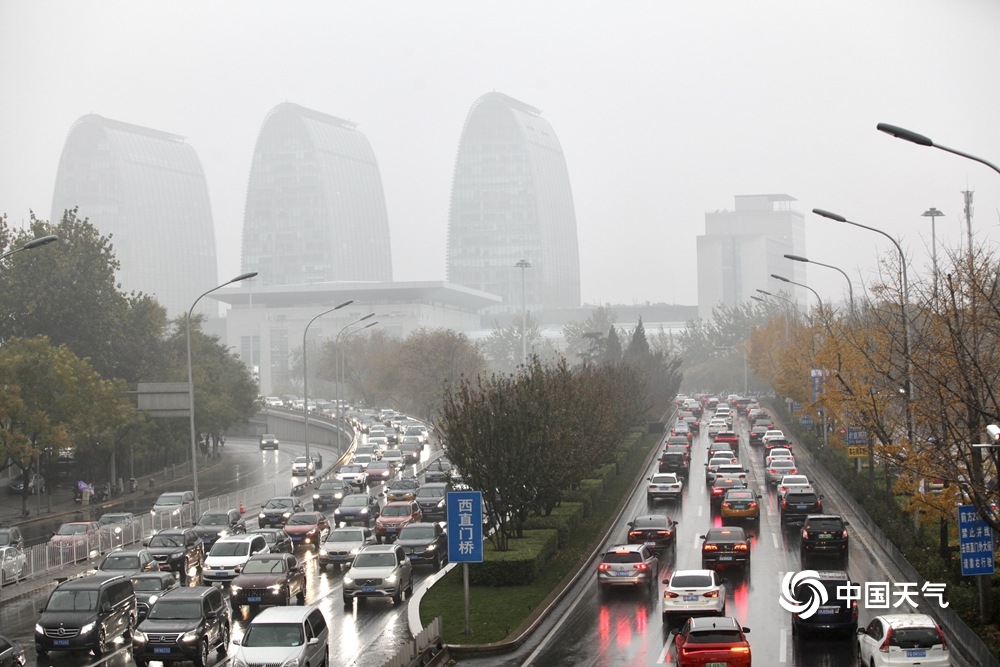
[958, 504, 995, 576]
[800, 416, 813, 428]
[447, 491, 484, 563]
[846, 427, 869, 446]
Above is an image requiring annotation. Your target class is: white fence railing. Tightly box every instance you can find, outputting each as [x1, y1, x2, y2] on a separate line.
[379, 616, 442, 667]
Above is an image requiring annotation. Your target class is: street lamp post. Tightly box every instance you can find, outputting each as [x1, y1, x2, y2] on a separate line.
[0, 234, 59, 261]
[333, 314, 376, 449]
[813, 207, 915, 448]
[920, 208, 945, 299]
[515, 259, 531, 366]
[770, 273, 824, 314]
[877, 123, 1000, 178]
[783, 254, 855, 318]
[302, 300, 354, 483]
[187, 272, 258, 514]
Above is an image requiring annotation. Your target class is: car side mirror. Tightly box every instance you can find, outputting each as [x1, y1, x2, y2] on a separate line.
[232, 638, 242, 646]
[856, 628, 866, 635]
[699, 535, 706, 540]
[843, 520, 850, 526]
[626, 522, 633, 528]
[741, 627, 750, 633]
[308, 637, 319, 645]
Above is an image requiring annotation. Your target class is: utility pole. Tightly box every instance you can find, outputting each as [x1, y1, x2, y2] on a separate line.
[962, 189, 974, 258]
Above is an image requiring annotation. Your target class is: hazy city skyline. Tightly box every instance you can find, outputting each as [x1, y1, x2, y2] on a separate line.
[3, 1, 999, 311]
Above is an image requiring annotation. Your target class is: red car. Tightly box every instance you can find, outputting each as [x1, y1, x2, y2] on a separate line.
[674, 615, 752, 666]
[282, 512, 331, 549]
[713, 431, 740, 448]
[365, 460, 395, 486]
[375, 501, 423, 543]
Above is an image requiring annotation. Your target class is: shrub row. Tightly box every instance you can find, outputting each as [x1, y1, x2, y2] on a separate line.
[469, 529, 559, 586]
[522, 502, 586, 548]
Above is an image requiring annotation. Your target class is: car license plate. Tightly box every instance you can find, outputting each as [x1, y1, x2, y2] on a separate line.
[613, 570, 631, 576]
[386, 527, 396, 533]
[683, 595, 698, 602]
[53, 639, 70, 647]
[154, 647, 172, 654]
[906, 650, 927, 658]
[817, 608, 835, 615]
[247, 596, 262, 602]
[718, 556, 733, 561]
[706, 663, 726, 667]
[818, 534, 832, 539]
[796, 505, 808, 510]
[362, 586, 376, 593]
[644, 541, 656, 547]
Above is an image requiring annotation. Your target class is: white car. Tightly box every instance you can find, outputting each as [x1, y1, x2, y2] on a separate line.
[705, 456, 739, 483]
[765, 448, 794, 466]
[0, 545, 26, 584]
[202, 533, 270, 585]
[661, 569, 726, 625]
[646, 473, 683, 502]
[706, 419, 728, 436]
[762, 429, 785, 444]
[291, 456, 315, 476]
[337, 465, 367, 489]
[231, 606, 329, 667]
[856, 614, 950, 667]
[352, 453, 373, 470]
[776, 474, 812, 497]
[381, 449, 405, 469]
[342, 544, 414, 605]
[766, 459, 799, 485]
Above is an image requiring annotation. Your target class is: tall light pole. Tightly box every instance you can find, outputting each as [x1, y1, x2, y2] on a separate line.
[0, 234, 59, 261]
[302, 300, 353, 483]
[783, 254, 855, 318]
[333, 314, 376, 449]
[515, 259, 531, 366]
[813, 207, 914, 448]
[188, 272, 258, 513]
[920, 208, 945, 299]
[771, 273, 824, 314]
[877, 123, 1000, 178]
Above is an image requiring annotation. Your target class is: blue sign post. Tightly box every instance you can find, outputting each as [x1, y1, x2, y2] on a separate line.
[447, 491, 484, 636]
[958, 504, 995, 576]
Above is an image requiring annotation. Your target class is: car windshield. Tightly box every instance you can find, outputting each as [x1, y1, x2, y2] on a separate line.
[342, 496, 370, 507]
[149, 534, 183, 547]
[417, 488, 445, 499]
[340, 466, 362, 474]
[671, 574, 713, 588]
[326, 530, 364, 543]
[253, 531, 279, 543]
[147, 600, 202, 620]
[294, 457, 309, 464]
[241, 558, 287, 574]
[887, 626, 943, 648]
[242, 623, 304, 647]
[132, 578, 169, 592]
[381, 505, 411, 517]
[318, 482, 340, 491]
[56, 524, 89, 535]
[399, 525, 436, 539]
[771, 461, 795, 469]
[0, 533, 10, 546]
[210, 542, 249, 557]
[354, 552, 397, 568]
[265, 499, 295, 509]
[199, 515, 230, 526]
[806, 517, 844, 530]
[286, 514, 319, 526]
[102, 555, 139, 569]
[391, 480, 418, 490]
[650, 476, 676, 484]
[632, 516, 668, 528]
[47, 590, 97, 611]
[157, 495, 185, 506]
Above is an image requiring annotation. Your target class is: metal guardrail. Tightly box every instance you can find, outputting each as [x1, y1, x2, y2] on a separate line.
[380, 617, 443, 667]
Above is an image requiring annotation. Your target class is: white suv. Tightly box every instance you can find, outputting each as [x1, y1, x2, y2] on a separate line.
[202, 534, 269, 585]
[342, 544, 413, 606]
[231, 605, 329, 667]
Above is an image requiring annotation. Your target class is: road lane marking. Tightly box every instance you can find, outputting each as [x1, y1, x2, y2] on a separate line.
[779, 627, 787, 662]
[772, 532, 780, 549]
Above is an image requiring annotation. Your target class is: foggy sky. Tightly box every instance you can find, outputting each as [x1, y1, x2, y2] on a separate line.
[2, 1, 999, 312]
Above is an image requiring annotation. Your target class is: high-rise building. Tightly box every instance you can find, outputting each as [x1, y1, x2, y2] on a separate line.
[696, 194, 806, 320]
[242, 102, 392, 286]
[446, 92, 580, 315]
[51, 114, 219, 317]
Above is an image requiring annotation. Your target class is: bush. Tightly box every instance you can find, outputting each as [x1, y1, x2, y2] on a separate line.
[470, 529, 558, 586]
[523, 502, 585, 548]
[593, 463, 617, 487]
[561, 488, 595, 516]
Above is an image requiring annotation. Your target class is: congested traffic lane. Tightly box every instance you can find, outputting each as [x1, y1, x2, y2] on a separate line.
[457, 409, 952, 666]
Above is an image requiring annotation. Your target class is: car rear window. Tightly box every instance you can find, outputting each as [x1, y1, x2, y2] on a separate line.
[787, 493, 818, 503]
[889, 626, 943, 648]
[689, 629, 743, 643]
[671, 574, 712, 588]
[603, 551, 641, 564]
[806, 517, 843, 530]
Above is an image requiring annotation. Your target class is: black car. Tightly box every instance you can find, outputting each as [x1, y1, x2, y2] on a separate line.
[0, 634, 25, 667]
[800, 514, 849, 564]
[626, 514, 677, 551]
[131, 571, 180, 621]
[145, 529, 204, 584]
[332, 493, 381, 527]
[35, 574, 136, 657]
[748, 426, 769, 446]
[658, 445, 691, 479]
[700, 527, 751, 571]
[415, 482, 449, 521]
[259, 434, 279, 451]
[709, 476, 748, 512]
[423, 459, 453, 484]
[94, 548, 159, 578]
[248, 528, 294, 554]
[396, 522, 448, 570]
[790, 570, 858, 636]
[312, 480, 352, 510]
[132, 586, 231, 667]
[229, 552, 306, 608]
[258, 496, 305, 528]
[780, 489, 824, 526]
[191, 508, 246, 547]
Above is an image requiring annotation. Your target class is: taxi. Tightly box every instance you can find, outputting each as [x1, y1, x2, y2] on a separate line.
[720, 488, 761, 523]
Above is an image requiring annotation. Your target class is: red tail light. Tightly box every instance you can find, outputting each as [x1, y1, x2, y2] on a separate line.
[657, 530, 671, 536]
[801, 530, 809, 539]
[851, 601, 858, 621]
[841, 530, 848, 538]
[703, 544, 718, 551]
[722, 502, 730, 508]
[790, 468, 798, 474]
[663, 591, 679, 598]
[734, 543, 748, 551]
[628, 531, 642, 539]
[936, 626, 948, 651]
[879, 627, 893, 652]
[816, 499, 821, 508]
[703, 590, 719, 598]
[598, 563, 610, 572]
[781, 500, 788, 509]
[749, 501, 758, 508]
[634, 563, 649, 571]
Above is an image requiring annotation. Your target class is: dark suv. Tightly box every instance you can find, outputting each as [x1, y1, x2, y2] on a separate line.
[230, 552, 306, 608]
[258, 496, 305, 528]
[35, 574, 136, 657]
[800, 515, 849, 564]
[780, 489, 823, 527]
[132, 586, 231, 667]
[191, 508, 246, 548]
[145, 528, 204, 584]
[790, 570, 858, 636]
[415, 482, 449, 521]
[658, 445, 691, 480]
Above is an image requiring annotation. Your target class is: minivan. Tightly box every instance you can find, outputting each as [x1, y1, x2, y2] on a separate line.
[35, 573, 136, 657]
[230, 604, 329, 667]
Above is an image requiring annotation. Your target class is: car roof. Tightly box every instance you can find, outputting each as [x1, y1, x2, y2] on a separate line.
[631, 514, 671, 526]
[59, 573, 127, 589]
[161, 586, 216, 600]
[874, 613, 941, 628]
[250, 605, 316, 623]
[669, 568, 716, 579]
[359, 544, 398, 553]
[688, 616, 742, 630]
[705, 527, 747, 539]
[215, 534, 259, 543]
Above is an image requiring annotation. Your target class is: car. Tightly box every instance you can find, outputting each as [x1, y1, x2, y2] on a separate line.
[312, 479, 352, 510]
[98, 511, 143, 547]
[386, 477, 421, 502]
[761, 429, 785, 444]
[375, 501, 423, 543]
[396, 522, 448, 570]
[0, 545, 27, 584]
[681, 414, 700, 434]
[151, 491, 195, 520]
[319, 526, 376, 570]
[766, 458, 799, 485]
[8, 473, 45, 495]
[249, 527, 294, 554]
[400, 435, 424, 454]
[132, 585, 231, 667]
[415, 482, 449, 521]
[764, 437, 794, 459]
[626, 514, 677, 550]
[706, 419, 728, 437]
[131, 571, 179, 620]
[191, 508, 246, 547]
[800, 514, 849, 563]
[202, 533, 270, 585]
[342, 543, 414, 606]
[380, 448, 405, 469]
[229, 606, 329, 667]
[748, 425, 770, 445]
[0, 634, 25, 667]
[664, 435, 692, 450]
[776, 474, 812, 497]
[790, 569, 858, 637]
[35, 574, 136, 657]
[352, 453, 374, 470]
[647, 473, 683, 502]
[337, 464, 368, 490]
[258, 496, 306, 528]
[333, 493, 381, 527]
[229, 552, 306, 607]
[93, 548, 159, 577]
[661, 569, 727, 625]
[713, 431, 740, 448]
[713, 463, 748, 483]
[596, 544, 659, 595]
[48, 521, 101, 562]
[365, 460, 396, 486]
[310, 452, 323, 469]
[780, 489, 823, 526]
[424, 459, 453, 484]
[291, 456, 315, 476]
[671, 420, 691, 439]
[367, 436, 389, 453]
[355, 444, 379, 460]
[700, 527, 751, 571]
[765, 447, 795, 466]
[720, 488, 761, 523]
[658, 445, 691, 479]
[401, 442, 422, 465]
[0, 527, 25, 551]
[673, 615, 751, 667]
[145, 528, 204, 582]
[709, 476, 748, 511]
[706, 443, 736, 463]
[282, 511, 332, 548]
[856, 614, 949, 666]
[259, 434, 280, 450]
[705, 455, 739, 484]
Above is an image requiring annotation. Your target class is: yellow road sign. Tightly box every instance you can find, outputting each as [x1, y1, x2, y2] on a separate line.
[847, 446, 870, 458]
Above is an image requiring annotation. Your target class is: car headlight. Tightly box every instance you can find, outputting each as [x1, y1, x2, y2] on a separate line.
[268, 584, 283, 593]
[437, 499, 445, 508]
[281, 658, 301, 667]
[334, 492, 343, 499]
[148, 595, 159, 605]
[312, 494, 320, 500]
[425, 544, 436, 551]
[171, 551, 185, 561]
[230, 584, 241, 593]
[172, 508, 181, 515]
[181, 631, 199, 643]
[385, 574, 398, 584]
[319, 548, 328, 555]
[79, 622, 96, 635]
[343, 575, 354, 585]
[259, 513, 266, 520]
[218, 530, 229, 538]
[133, 630, 147, 643]
[334, 509, 341, 515]
[203, 564, 213, 570]
[283, 512, 292, 518]
[34, 624, 44, 634]
[360, 508, 369, 514]
[233, 660, 248, 667]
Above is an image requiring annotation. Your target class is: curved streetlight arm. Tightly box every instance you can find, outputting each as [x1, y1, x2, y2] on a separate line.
[0, 234, 59, 261]
[877, 123, 1000, 177]
[770, 274, 824, 311]
[784, 253, 856, 317]
[333, 314, 377, 442]
[188, 271, 258, 512]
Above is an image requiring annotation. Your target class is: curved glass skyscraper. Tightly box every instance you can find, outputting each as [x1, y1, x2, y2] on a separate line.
[242, 102, 392, 286]
[51, 114, 218, 317]
[447, 92, 580, 314]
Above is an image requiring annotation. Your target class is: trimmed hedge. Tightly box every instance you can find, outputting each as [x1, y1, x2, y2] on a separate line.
[561, 488, 595, 516]
[470, 529, 559, 586]
[593, 463, 617, 488]
[523, 502, 585, 548]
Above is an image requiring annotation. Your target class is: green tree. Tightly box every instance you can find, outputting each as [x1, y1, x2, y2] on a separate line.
[396, 329, 487, 421]
[603, 326, 623, 365]
[562, 306, 617, 364]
